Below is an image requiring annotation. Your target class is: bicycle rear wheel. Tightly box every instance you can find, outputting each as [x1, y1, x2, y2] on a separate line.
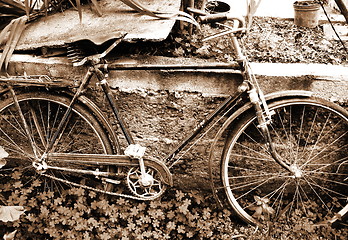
[221, 97, 348, 226]
[0, 91, 114, 196]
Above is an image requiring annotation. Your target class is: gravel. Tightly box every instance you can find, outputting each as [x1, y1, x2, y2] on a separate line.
[243, 17, 348, 65]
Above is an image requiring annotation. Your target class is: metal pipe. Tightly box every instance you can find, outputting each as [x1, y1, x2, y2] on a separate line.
[334, 0, 348, 23]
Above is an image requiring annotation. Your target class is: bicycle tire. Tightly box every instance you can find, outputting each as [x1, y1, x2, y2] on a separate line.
[0, 91, 115, 194]
[221, 97, 348, 226]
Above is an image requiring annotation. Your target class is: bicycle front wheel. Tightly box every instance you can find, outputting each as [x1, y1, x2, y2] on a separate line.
[0, 91, 114, 195]
[221, 97, 348, 226]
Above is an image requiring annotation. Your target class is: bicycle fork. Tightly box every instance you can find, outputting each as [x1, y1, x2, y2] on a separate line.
[247, 83, 302, 177]
[231, 32, 300, 175]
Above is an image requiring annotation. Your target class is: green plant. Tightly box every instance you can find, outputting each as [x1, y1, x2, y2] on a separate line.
[1, 167, 347, 239]
[0, 171, 239, 239]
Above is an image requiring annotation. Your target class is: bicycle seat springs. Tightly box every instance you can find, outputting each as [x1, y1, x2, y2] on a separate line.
[66, 43, 86, 65]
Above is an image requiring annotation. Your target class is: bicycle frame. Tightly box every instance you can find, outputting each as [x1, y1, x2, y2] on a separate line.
[0, 11, 303, 200]
[95, 62, 246, 167]
[39, 59, 248, 167]
[64, 32, 289, 172]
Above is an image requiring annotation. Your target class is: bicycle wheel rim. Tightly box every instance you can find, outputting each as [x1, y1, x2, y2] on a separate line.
[222, 98, 348, 226]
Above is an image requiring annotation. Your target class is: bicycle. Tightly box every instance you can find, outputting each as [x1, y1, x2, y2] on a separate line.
[0, 10, 347, 227]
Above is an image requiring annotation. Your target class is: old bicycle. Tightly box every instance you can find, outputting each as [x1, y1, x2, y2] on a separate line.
[0, 10, 347, 227]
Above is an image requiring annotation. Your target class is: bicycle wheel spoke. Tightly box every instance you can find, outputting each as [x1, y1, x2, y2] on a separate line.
[231, 151, 272, 162]
[302, 176, 334, 213]
[221, 98, 348, 226]
[0, 112, 33, 157]
[0, 133, 33, 159]
[293, 105, 306, 164]
[274, 106, 296, 160]
[239, 127, 270, 155]
[228, 168, 288, 180]
[56, 120, 80, 152]
[30, 101, 48, 148]
[2, 109, 27, 138]
[249, 179, 289, 214]
[305, 113, 331, 163]
[303, 133, 348, 168]
[10, 89, 39, 157]
[233, 175, 284, 201]
[304, 175, 348, 200]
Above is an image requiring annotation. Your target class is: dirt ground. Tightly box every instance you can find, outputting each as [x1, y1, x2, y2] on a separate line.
[244, 17, 348, 65]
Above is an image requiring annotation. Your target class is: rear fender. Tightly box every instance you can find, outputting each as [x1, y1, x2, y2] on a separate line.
[0, 86, 120, 154]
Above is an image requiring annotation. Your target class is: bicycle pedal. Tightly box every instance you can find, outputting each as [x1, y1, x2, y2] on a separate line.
[125, 144, 146, 159]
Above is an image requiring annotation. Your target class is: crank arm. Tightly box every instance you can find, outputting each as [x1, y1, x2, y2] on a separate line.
[46, 153, 173, 186]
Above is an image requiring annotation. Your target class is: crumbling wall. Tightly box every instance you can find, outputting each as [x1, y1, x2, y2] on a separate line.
[93, 88, 227, 191]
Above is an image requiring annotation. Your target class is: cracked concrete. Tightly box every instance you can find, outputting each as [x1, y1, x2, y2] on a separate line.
[6, 54, 348, 102]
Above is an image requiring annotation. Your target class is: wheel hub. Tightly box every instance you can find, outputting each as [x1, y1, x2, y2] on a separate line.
[289, 164, 303, 178]
[32, 160, 48, 172]
[140, 172, 154, 187]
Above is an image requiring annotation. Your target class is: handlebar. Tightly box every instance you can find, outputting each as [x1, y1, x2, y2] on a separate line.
[186, 7, 245, 29]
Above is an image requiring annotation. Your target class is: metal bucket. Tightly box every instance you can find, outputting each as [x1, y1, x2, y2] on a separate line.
[293, 1, 320, 28]
[205, 0, 231, 14]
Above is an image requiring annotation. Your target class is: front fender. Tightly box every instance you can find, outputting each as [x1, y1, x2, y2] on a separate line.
[219, 90, 313, 136]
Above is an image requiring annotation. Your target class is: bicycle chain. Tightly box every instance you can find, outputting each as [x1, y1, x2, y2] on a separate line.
[41, 173, 160, 201]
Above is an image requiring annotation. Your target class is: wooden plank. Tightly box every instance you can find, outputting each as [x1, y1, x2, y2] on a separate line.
[15, 0, 181, 50]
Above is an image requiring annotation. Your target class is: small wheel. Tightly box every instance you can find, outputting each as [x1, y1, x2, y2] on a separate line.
[221, 97, 348, 226]
[127, 166, 166, 200]
[0, 91, 114, 196]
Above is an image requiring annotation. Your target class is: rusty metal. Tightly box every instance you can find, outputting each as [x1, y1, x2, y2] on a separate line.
[47, 153, 173, 186]
[0, 75, 75, 87]
[105, 61, 242, 71]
